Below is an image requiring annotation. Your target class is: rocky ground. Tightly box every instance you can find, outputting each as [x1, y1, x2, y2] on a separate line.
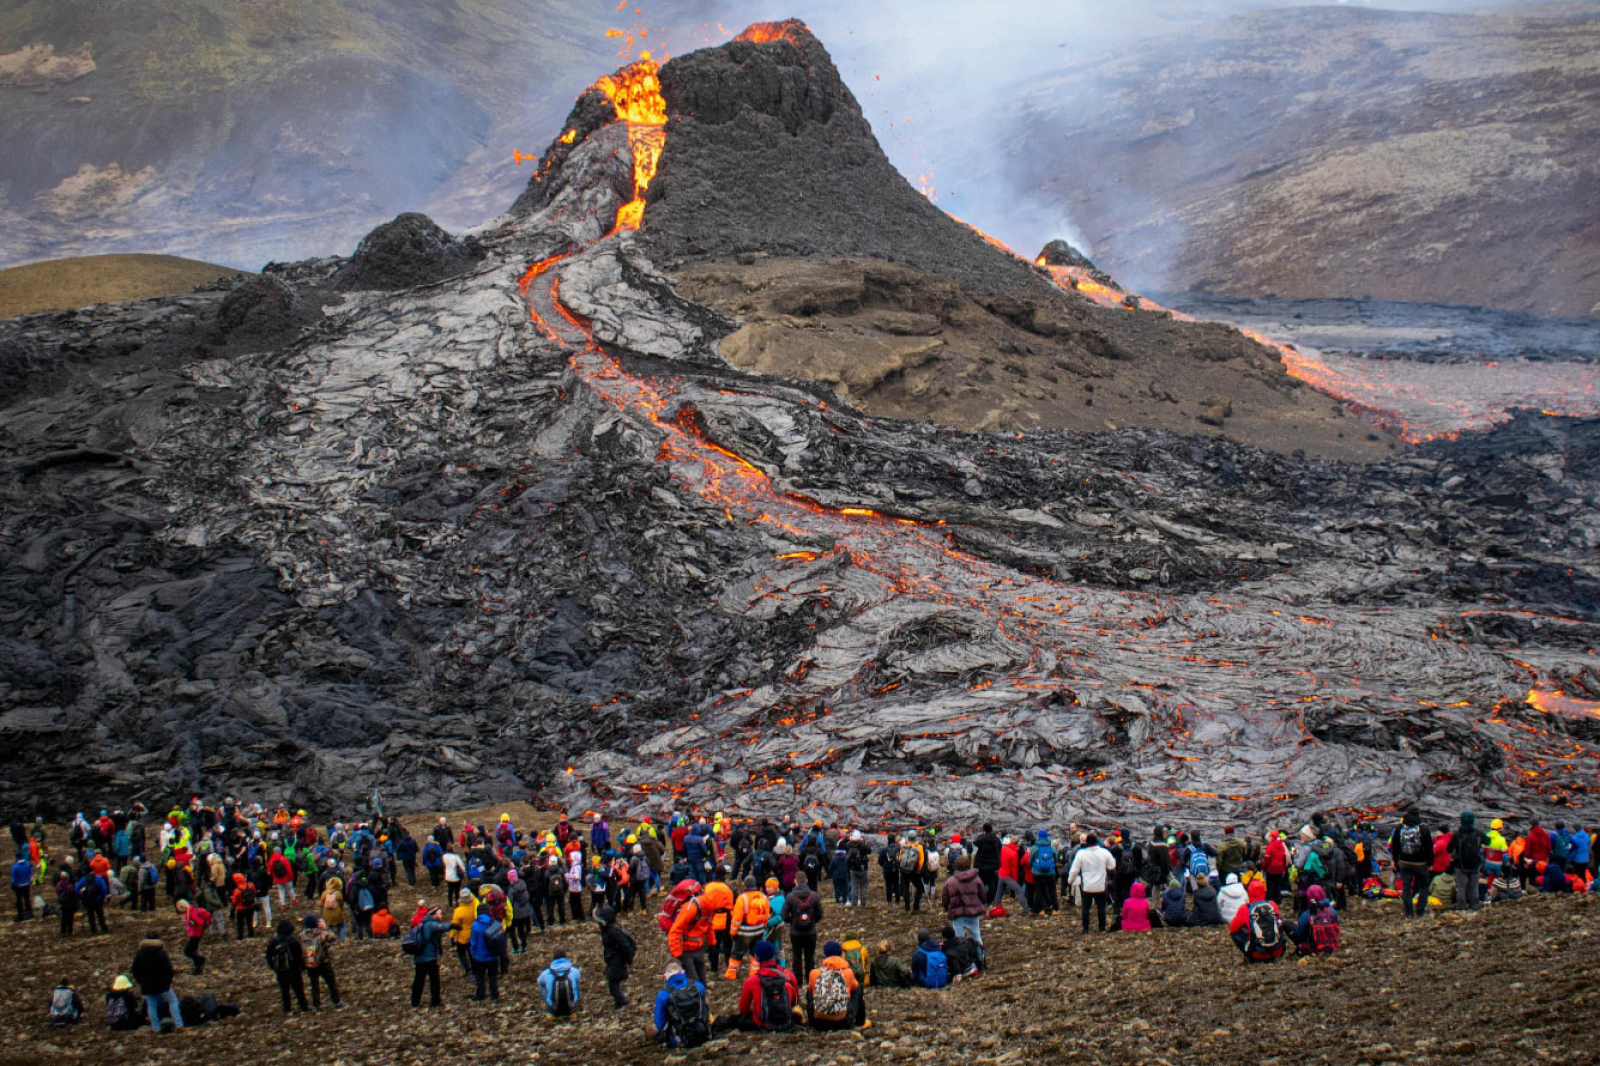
[2, 812, 1595, 1066]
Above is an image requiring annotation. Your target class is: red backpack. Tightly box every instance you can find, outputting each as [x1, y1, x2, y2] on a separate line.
[657, 879, 700, 933]
[1309, 905, 1340, 953]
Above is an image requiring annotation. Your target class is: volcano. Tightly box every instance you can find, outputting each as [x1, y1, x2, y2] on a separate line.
[2, 21, 1597, 829]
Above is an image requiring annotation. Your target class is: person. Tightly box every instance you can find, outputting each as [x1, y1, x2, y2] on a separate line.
[807, 940, 867, 1029]
[669, 880, 731, 989]
[1066, 832, 1116, 933]
[1231, 899, 1287, 963]
[267, 848, 295, 906]
[408, 906, 449, 1009]
[507, 870, 532, 954]
[55, 870, 79, 937]
[869, 939, 913, 988]
[1488, 861, 1523, 903]
[1120, 882, 1156, 931]
[105, 974, 143, 1031]
[442, 846, 467, 906]
[48, 980, 83, 1026]
[782, 873, 823, 982]
[1261, 830, 1290, 905]
[895, 835, 924, 911]
[265, 919, 308, 1013]
[537, 950, 581, 1018]
[395, 830, 418, 886]
[1428, 869, 1457, 910]
[131, 937, 185, 1033]
[910, 928, 949, 988]
[1292, 884, 1340, 954]
[972, 823, 1002, 903]
[1029, 830, 1060, 915]
[230, 873, 257, 940]
[468, 904, 508, 1003]
[1190, 874, 1225, 926]
[299, 915, 341, 1010]
[995, 836, 1028, 913]
[846, 830, 872, 906]
[1158, 882, 1188, 928]
[939, 854, 988, 943]
[652, 961, 711, 1048]
[727, 876, 772, 979]
[1217, 872, 1250, 926]
[370, 906, 398, 938]
[1539, 861, 1572, 894]
[176, 898, 209, 975]
[1389, 810, 1433, 918]
[450, 888, 479, 978]
[1448, 811, 1486, 912]
[941, 924, 981, 979]
[596, 905, 636, 1008]
[11, 848, 33, 923]
[718, 939, 798, 1033]
[828, 842, 851, 905]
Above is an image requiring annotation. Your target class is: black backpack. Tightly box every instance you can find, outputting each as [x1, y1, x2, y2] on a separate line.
[1396, 823, 1428, 863]
[1456, 832, 1484, 869]
[548, 972, 575, 1017]
[266, 937, 297, 974]
[239, 884, 257, 909]
[756, 971, 794, 1031]
[790, 892, 817, 936]
[664, 982, 710, 1047]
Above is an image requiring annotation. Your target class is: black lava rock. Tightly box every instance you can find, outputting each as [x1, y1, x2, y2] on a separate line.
[332, 212, 482, 291]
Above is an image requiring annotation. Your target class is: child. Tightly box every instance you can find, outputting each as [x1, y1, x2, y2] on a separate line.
[1120, 882, 1156, 931]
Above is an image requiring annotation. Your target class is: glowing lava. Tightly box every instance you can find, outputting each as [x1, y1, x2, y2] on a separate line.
[593, 54, 667, 233]
[1528, 686, 1600, 719]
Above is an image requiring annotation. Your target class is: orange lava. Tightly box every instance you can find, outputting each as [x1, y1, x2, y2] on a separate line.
[1527, 686, 1600, 719]
[593, 54, 667, 233]
[736, 21, 807, 46]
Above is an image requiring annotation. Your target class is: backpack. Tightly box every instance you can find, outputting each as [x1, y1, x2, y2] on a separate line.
[266, 937, 297, 974]
[916, 947, 949, 989]
[741, 893, 772, 929]
[664, 982, 710, 1047]
[842, 940, 869, 984]
[811, 965, 850, 1021]
[898, 844, 921, 873]
[300, 933, 321, 970]
[105, 991, 133, 1030]
[1245, 903, 1284, 960]
[422, 843, 443, 868]
[1138, 845, 1162, 885]
[547, 869, 566, 896]
[357, 886, 375, 912]
[1031, 843, 1057, 876]
[1309, 906, 1341, 954]
[1397, 824, 1428, 863]
[49, 988, 80, 1026]
[547, 971, 575, 1017]
[756, 971, 794, 1031]
[1188, 847, 1209, 882]
[1455, 832, 1484, 869]
[238, 884, 257, 910]
[658, 880, 700, 933]
[143, 865, 158, 887]
[790, 892, 817, 936]
[400, 923, 425, 956]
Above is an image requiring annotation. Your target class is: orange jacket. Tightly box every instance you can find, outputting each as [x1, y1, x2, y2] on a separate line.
[731, 890, 772, 935]
[808, 955, 859, 1001]
[668, 882, 732, 956]
[707, 880, 733, 931]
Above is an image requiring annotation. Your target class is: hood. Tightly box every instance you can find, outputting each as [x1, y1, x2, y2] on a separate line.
[548, 957, 574, 977]
[1225, 873, 1240, 886]
[1460, 811, 1476, 828]
[954, 868, 981, 883]
[1130, 882, 1147, 899]
[1163, 886, 1186, 905]
[471, 914, 493, 933]
[664, 971, 692, 990]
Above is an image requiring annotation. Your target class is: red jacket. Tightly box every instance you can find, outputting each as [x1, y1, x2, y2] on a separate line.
[738, 963, 798, 1028]
[1431, 833, 1453, 875]
[268, 854, 293, 885]
[1524, 826, 1551, 863]
[1262, 838, 1288, 875]
[999, 843, 1021, 881]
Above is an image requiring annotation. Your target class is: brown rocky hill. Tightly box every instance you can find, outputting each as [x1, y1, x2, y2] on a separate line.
[1005, 3, 1600, 317]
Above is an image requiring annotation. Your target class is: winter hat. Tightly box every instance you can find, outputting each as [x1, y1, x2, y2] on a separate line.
[276, 919, 295, 937]
[1225, 873, 1240, 885]
[850, 830, 862, 842]
[506, 870, 518, 883]
[764, 878, 779, 893]
[752, 940, 776, 963]
[1460, 811, 1476, 828]
[1036, 830, 1049, 841]
[112, 975, 134, 991]
[594, 906, 616, 925]
[1306, 884, 1327, 904]
[823, 940, 843, 957]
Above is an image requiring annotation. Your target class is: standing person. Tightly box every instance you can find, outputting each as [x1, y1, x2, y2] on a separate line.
[299, 915, 342, 1010]
[395, 830, 418, 887]
[176, 899, 209, 975]
[1449, 811, 1487, 912]
[442, 847, 467, 906]
[265, 919, 308, 1014]
[267, 848, 295, 907]
[55, 871, 79, 937]
[1261, 831, 1290, 905]
[595, 905, 636, 1009]
[939, 855, 988, 943]
[1066, 832, 1117, 933]
[668, 881, 731, 989]
[565, 852, 586, 924]
[782, 873, 823, 982]
[408, 906, 449, 1009]
[449, 889, 478, 979]
[130, 937, 184, 1033]
[10, 849, 33, 923]
[1030, 831, 1060, 915]
[467, 909, 507, 1002]
[846, 831, 871, 907]
[506, 871, 533, 955]
[230, 873, 257, 940]
[877, 840, 901, 907]
[1389, 810, 1434, 918]
[422, 838, 444, 889]
[828, 842, 851, 906]
[973, 824, 1002, 903]
[728, 876, 773, 980]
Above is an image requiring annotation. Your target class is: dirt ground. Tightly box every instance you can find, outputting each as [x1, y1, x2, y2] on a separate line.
[4, 803, 1595, 1065]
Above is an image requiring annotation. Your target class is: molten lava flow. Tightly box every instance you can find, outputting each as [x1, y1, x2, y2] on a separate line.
[592, 54, 667, 233]
[1527, 686, 1600, 719]
[736, 21, 807, 45]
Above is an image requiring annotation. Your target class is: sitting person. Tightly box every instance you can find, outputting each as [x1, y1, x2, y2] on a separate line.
[940, 925, 980, 979]
[369, 907, 398, 938]
[105, 975, 142, 1031]
[715, 940, 798, 1033]
[1217, 873, 1250, 926]
[1120, 882, 1157, 931]
[176, 993, 241, 1027]
[1291, 884, 1340, 954]
[1189, 875, 1225, 927]
[910, 929, 949, 988]
[1428, 870, 1457, 909]
[806, 940, 867, 1030]
[1229, 899, 1286, 963]
[1489, 861, 1523, 903]
[537, 950, 581, 1017]
[869, 940, 912, 989]
[1539, 861, 1572, 894]
[48, 981, 83, 1027]
[1159, 883, 1189, 928]
[651, 961, 710, 1048]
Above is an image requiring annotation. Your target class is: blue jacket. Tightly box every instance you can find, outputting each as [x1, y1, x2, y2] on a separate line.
[421, 842, 444, 869]
[684, 830, 708, 868]
[652, 972, 707, 1045]
[1569, 830, 1591, 865]
[828, 849, 850, 881]
[468, 915, 505, 962]
[1540, 865, 1571, 893]
[10, 857, 32, 888]
[412, 918, 448, 964]
[537, 957, 581, 1010]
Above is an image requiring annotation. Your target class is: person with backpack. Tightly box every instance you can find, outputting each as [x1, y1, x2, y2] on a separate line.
[728, 875, 773, 980]
[405, 905, 449, 1009]
[896, 835, 925, 912]
[54, 869, 79, 937]
[131, 937, 185, 1032]
[265, 919, 308, 1014]
[48, 980, 83, 1027]
[939, 854, 988, 943]
[230, 873, 257, 940]
[877, 839, 902, 906]
[595, 905, 636, 1008]
[137, 856, 159, 912]
[719, 939, 798, 1033]
[1292, 883, 1340, 954]
[1230, 898, 1287, 963]
[298, 914, 341, 1010]
[782, 872, 824, 982]
[10, 848, 34, 924]
[846, 830, 872, 907]
[828, 842, 851, 905]
[77, 866, 110, 935]
[1029, 830, 1059, 915]
[1448, 811, 1487, 912]
[653, 961, 712, 1048]
[450, 887, 479, 978]
[537, 949, 581, 1018]
[910, 928, 949, 988]
[267, 848, 295, 907]
[807, 939, 867, 1029]
[105, 974, 143, 1031]
[467, 909, 507, 1002]
[668, 879, 731, 989]
[1388, 809, 1434, 918]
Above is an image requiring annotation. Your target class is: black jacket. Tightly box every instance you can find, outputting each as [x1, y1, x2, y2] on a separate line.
[1189, 886, 1224, 926]
[973, 832, 1002, 872]
[782, 886, 822, 939]
[600, 921, 637, 977]
[131, 944, 175, 995]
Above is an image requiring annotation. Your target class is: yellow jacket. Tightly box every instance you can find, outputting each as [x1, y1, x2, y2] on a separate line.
[450, 891, 479, 946]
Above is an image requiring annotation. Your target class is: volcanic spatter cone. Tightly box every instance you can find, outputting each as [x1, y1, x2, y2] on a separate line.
[0, 21, 1596, 828]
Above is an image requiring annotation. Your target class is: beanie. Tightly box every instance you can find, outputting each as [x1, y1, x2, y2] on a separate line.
[823, 940, 843, 957]
[752, 939, 776, 963]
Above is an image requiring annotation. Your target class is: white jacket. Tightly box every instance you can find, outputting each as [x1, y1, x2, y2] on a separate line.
[1066, 845, 1117, 893]
[1217, 876, 1250, 924]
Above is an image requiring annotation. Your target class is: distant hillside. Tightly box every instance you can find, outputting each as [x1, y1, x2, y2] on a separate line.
[0, 0, 653, 269]
[1005, 3, 1600, 317]
[0, 253, 239, 318]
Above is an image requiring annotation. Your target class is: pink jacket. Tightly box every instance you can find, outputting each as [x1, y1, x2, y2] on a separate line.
[183, 904, 211, 938]
[1120, 883, 1152, 931]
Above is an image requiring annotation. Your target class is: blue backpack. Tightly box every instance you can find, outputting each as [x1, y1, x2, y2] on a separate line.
[1189, 847, 1210, 882]
[917, 947, 949, 989]
[422, 843, 443, 868]
[1030, 843, 1056, 876]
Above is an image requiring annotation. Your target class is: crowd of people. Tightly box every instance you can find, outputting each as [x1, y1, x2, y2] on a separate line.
[10, 799, 1596, 1042]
